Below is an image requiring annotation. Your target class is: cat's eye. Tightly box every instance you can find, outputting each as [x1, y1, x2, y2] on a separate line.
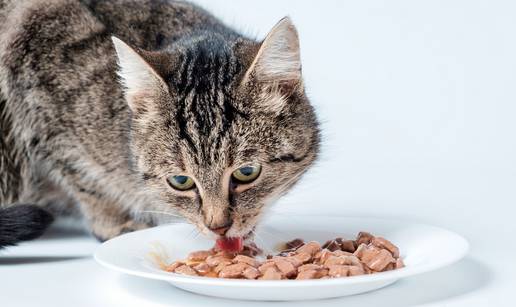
[232, 165, 261, 184]
[167, 175, 195, 191]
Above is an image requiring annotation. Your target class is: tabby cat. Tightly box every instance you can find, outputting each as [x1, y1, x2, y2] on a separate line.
[0, 0, 319, 248]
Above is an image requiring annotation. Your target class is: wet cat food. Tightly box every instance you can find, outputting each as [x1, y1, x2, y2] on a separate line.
[163, 232, 404, 280]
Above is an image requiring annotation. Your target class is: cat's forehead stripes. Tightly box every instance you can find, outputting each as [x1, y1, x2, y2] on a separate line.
[169, 36, 246, 166]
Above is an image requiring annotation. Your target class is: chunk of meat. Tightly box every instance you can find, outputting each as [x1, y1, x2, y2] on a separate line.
[298, 264, 323, 272]
[327, 265, 351, 277]
[339, 240, 357, 253]
[205, 255, 233, 267]
[371, 237, 400, 258]
[296, 241, 321, 256]
[327, 264, 364, 277]
[355, 244, 395, 271]
[218, 263, 250, 278]
[193, 262, 211, 275]
[322, 239, 341, 252]
[285, 238, 305, 249]
[296, 269, 318, 280]
[383, 262, 395, 271]
[185, 260, 203, 266]
[348, 265, 365, 276]
[164, 261, 184, 272]
[281, 256, 303, 268]
[314, 249, 333, 264]
[332, 250, 354, 257]
[187, 250, 213, 261]
[242, 266, 261, 279]
[272, 258, 296, 278]
[324, 255, 362, 267]
[395, 258, 405, 269]
[258, 262, 278, 274]
[365, 249, 395, 271]
[213, 262, 230, 274]
[356, 232, 374, 245]
[315, 268, 329, 278]
[292, 252, 312, 264]
[296, 265, 328, 279]
[174, 265, 198, 276]
[260, 267, 283, 280]
[233, 255, 260, 267]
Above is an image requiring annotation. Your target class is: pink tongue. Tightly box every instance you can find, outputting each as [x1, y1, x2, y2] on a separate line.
[216, 237, 243, 252]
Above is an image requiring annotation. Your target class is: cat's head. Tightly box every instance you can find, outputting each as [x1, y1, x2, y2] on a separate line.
[112, 17, 319, 241]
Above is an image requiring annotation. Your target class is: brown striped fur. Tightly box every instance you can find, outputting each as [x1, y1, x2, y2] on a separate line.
[0, 0, 319, 246]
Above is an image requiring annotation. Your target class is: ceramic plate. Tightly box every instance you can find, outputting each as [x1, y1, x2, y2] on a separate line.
[94, 216, 468, 301]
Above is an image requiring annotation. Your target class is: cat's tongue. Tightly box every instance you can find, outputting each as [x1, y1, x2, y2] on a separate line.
[215, 237, 243, 252]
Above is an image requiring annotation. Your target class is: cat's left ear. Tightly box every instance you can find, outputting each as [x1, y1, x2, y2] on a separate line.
[242, 17, 302, 95]
[111, 37, 168, 112]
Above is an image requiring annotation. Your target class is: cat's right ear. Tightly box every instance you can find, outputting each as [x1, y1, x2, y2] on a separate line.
[111, 37, 168, 112]
[241, 17, 302, 95]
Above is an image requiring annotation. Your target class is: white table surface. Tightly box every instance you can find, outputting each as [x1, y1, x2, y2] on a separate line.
[1, 0, 516, 306]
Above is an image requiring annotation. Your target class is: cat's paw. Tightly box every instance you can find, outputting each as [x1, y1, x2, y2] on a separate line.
[92, 220, 153, 242]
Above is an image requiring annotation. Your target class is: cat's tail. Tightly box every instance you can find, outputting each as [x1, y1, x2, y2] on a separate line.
[0, 204, 54, 249]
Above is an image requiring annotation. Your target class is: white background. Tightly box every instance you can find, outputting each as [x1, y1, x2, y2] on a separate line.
[1, 0, 515, 306]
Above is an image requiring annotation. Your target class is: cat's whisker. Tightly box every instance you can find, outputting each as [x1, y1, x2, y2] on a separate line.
[261, 171, 306, 206]
[187, 227, 198, 239]
[192, 229, 203, 240]
[261, 211, 296, 216]
[262, 231, 291, 244]
[138, 210, 183, 218]
[263, 211, 316, 221]
[267, 209, 342, 217]
[249, 230, 275, 256]
[254, 227, 291, 244]
[161, 221, 188, 226]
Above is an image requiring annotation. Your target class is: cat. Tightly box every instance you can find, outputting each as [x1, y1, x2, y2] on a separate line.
[0, 0, 320, 248]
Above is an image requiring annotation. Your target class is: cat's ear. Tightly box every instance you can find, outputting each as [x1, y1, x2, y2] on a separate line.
[111, 37, 168, 112]
[242, 17, 302, 94]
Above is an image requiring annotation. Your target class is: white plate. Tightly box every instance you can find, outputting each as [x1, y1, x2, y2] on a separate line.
[94, 216, 469, 301]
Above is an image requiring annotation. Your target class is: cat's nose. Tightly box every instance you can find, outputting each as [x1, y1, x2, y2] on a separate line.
[209, 223, 232, 236]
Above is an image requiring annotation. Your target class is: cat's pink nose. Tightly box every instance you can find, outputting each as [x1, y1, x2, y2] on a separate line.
[210, 225, 231, 236]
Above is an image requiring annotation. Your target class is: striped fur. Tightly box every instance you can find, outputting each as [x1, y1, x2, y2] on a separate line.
[0, 0, 320, 245]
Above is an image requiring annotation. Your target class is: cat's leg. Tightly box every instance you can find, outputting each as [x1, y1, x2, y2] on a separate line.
[25, 149, 152, 241]
[24, 146, 151, 240]
[25, 160, 149, 241]
[50, 163, 153, 241]
[74, 190, 151, 241]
